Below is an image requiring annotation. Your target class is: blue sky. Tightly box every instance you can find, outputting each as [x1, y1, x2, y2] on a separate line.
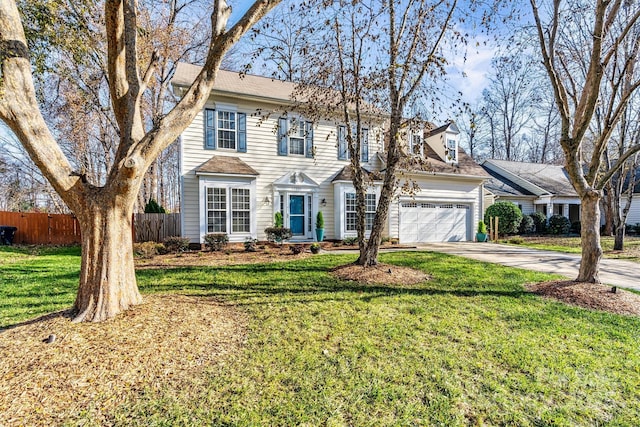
[1, 1, 498, 149]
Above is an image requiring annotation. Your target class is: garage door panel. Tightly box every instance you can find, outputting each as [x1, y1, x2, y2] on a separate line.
[399, 202, 470, 243]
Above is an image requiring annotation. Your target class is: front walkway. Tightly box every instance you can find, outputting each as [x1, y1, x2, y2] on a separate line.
[415, 242, 640, 292]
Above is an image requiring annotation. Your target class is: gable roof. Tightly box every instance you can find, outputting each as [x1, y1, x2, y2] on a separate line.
[173, 62, 297, 104]
[195, 156, 259, 176]
[426, 121, 459, 138]
[482, 159, 577, 197]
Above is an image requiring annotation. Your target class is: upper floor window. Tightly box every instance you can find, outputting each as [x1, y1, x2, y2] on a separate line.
[204, 108, 247, 152]
[446, 138, 457, 163]
[338, 125, 369, 162]
[278, 116, 314, 157]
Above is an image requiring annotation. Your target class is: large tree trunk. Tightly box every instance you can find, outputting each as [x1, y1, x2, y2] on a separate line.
[577, 191, 603, 283]
[73, 198, 142, 322]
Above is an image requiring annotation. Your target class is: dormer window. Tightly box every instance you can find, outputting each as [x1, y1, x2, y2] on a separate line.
[446, 138, 458, 163]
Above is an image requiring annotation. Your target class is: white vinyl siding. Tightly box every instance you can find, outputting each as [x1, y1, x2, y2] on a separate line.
[179, 94, 484, 244]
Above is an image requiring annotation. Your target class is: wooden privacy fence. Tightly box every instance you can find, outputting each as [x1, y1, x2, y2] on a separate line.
[133, 213, 181, 243]
[0, 211, 181, 245]
[0, 211, 81, 245]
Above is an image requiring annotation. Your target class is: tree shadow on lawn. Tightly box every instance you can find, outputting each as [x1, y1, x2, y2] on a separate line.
[136, 262, 532, 308]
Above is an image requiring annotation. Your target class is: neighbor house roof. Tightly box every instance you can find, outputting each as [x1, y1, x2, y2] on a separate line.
[482, 166, 536, 197]
[195, 156, 259, 176]
[481, 159, 577, 197]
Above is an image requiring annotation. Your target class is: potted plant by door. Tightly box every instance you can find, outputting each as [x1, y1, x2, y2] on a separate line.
[476, 220, 488, 242]
[316, 211, 325, 242]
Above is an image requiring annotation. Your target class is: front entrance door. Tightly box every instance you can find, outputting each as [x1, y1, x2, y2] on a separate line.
[289, 195, 305, 236]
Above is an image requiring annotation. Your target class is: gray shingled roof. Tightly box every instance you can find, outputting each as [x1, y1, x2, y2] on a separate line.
[195, 156, 259, 176]
[482, 166, 535, 197]
[483, 159, 577, 197]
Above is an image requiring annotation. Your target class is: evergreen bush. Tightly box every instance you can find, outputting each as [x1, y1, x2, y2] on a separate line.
[530, 212, 547, 234]
[203, 233, 229, 251]
[518, 215, 535, 235]
[484, 202, 523, 235]
[144, 198, 166, 213]
[548, 215, 571, 235]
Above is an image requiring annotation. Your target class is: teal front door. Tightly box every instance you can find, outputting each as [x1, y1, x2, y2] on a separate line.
[289, 195, 305, 235]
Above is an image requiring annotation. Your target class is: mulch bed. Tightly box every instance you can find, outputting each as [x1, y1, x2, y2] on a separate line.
[526, 280, 640, 317]
[331, 263, 429, 286]
[0, 295, 246, 426]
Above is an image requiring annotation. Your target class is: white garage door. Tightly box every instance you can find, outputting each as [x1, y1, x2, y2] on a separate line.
[399, 202, 470, 243]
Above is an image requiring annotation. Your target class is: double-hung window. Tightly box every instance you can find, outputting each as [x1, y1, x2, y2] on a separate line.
[204, 108, 247, 152]
[337, 125, 369, 162]
[446, 138, 457, 163]
[206, 187, 251, 234]
[345, 192, 376, 232]
[278, 116, 313, 157]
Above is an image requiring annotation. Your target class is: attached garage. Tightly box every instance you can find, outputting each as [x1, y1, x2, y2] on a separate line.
[399, 202, 471, 243]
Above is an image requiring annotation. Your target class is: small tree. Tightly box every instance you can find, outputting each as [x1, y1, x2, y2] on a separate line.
[485, 202, 523, 235]
[144, 198, 166, 213]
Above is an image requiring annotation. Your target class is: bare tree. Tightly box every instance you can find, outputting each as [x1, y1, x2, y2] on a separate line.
[530, 0, 640, 283]
[0, 0, 281, 322]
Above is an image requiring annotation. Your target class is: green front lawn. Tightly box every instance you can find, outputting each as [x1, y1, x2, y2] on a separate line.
[510, 236, 640, 262]
[2, 246, 640, 425]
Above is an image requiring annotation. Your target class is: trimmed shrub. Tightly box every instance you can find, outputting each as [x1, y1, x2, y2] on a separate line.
[518, 215, 535, 235]
[163, 236, 190, 253]
[485, 202, 523, 235]
[274, 212, 284, 228]
[290, 244, 305, 255]
[477, 220, 487, 234]
[244, 238, 258, 252]
[548, 215, 571, 235]
[265, 227, 292, 243]
[508, 236, 524, 244]
[144, 198, 166, 213]
[204, 233, 229, 251]
[343, 236, 358, 246]
[530, 212, 547, 234]
[310, 243, 321, 254]
[316, 211, 324, 229]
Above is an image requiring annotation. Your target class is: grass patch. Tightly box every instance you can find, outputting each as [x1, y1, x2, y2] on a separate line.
[2, 247, 640, 425]
[0, 245, 81, 327]
[510, 236, 640, 262]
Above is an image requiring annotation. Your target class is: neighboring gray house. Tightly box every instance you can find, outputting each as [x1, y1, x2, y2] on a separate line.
[481, 159, 581, 223]
[172, 63, 489, 244]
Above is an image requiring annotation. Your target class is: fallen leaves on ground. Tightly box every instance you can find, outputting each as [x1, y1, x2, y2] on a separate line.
[526, 280, 640, 316]
[0, 295, 246, 426]
[331, 263, 429, 286]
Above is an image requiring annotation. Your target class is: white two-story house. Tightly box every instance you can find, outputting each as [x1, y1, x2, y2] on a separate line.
[172, 63, 489, 244]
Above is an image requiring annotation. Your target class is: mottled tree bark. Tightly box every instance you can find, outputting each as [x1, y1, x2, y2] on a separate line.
[577, 191, 603, 283]
[74, 197, 142, 322]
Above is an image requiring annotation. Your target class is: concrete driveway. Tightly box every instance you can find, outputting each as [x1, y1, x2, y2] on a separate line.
[416, 242, 640, 292]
